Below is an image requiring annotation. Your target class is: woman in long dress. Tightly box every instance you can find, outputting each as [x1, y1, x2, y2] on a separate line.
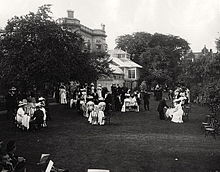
[97, 99, 106, 125]
[60, 86, 67, 104]
[171, 101, 184, 123]
[15, 101, 30, 129]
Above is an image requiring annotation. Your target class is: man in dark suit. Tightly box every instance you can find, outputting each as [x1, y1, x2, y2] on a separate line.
[143, 91, 150, 111]
[30, 104, 44, 129]
[157, 98, 169, 120]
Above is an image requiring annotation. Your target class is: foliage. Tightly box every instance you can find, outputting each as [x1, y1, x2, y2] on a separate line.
[116, 32, 190, 86]
[115, 32, 152, 62]
[0, 5, 110, 92]
[179, 51, 220, 105]
[216, 37, 220, 52]
[78, 51, 111, 83]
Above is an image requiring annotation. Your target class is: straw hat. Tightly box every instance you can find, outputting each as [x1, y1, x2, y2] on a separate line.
[35, 103, 42, 107]
[18, 101, 27, 107]
[125, 93, 130, 97]
[10, 87, 17, 91]
[87, 96, 94, 99]
[38, 97, 45, 101]
[98, 97, 105, 101]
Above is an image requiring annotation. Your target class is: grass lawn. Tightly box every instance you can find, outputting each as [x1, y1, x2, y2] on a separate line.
[0, 98, 220, 172]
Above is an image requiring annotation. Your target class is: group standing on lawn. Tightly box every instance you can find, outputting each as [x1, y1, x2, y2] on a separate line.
[5, 82, 191, 130]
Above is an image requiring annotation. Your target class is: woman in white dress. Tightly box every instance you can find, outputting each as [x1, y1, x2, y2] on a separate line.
[171, 101, 184, 123]
[97, 98, 106, 125]
[121, 94, 131, 112]
[59, 85, 67, 104]
[87, 101, 95, 122]
[91, 105, 99, 125]
[15, 101, 31, 129]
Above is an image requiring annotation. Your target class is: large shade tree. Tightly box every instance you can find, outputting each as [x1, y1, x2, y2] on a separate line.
[115, 32, 152, 62]
[116, 32, 190, 86]
[0, 5, 110, 92]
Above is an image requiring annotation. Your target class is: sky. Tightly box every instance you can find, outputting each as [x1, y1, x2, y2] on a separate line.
[0, 0, 220, 52]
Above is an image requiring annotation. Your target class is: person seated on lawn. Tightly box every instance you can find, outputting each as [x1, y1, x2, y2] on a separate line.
[170, 100, 184, 123]
[6, 140, 26, 172]
[166, 98, 184, 123]
[30, 103, 44, 130]
[15, 101, 28, 130]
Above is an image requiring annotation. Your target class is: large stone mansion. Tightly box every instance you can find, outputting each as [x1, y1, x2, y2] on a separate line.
[57, 10, 107, 52]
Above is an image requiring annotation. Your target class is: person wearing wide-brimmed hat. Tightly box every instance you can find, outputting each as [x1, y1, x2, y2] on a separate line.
[15, 101, 27, 126]
[15, 101, 31, 130]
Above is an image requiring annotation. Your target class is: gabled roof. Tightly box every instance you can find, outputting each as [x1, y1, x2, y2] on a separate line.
[120, 58, 142, 68]
[108, 49, 142, 68]
[110, 57, 142, 68]
[109, 64, 124, 74]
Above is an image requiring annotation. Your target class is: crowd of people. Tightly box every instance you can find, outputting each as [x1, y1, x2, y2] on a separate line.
[53, 82, 152, 125]
[1, 82, 192, 171]
[56, 82, 140, 125]
[157, 85, 191, 123]
[5, 87, 50, 131]
[4, 82, 191, 129]
[54, 82, 191, 126]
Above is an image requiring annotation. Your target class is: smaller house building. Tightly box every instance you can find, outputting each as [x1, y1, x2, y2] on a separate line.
[97, 49, 142, 91]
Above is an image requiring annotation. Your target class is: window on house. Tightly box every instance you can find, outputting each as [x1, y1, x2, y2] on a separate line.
[96, 44, 101, 50]
[128, 69, 135, 79]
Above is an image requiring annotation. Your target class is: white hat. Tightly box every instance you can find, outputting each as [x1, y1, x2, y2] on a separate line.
[38, 97, 45, 101]
[98, 97, 105, 101]
[35, 103, 42, 107]
[10, 87, 17, 91]
[87, 96, 94, 99]
[18, 101, 27, 107]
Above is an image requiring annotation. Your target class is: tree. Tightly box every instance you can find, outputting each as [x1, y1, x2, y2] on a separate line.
[77, 51, 111, 83]
[216, 37, 220, 53]
[115, 32, 152, 63]
[179, 50, 220, 105]
[116, 32, 190, 86]
[0, 5, 110, 92]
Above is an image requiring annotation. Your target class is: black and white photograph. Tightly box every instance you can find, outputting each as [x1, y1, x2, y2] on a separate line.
[0, 0, 220, 171]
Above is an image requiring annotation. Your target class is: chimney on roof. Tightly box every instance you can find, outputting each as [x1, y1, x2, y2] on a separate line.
[67, 10, 74, 18]
[101, 23, 105, 31]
